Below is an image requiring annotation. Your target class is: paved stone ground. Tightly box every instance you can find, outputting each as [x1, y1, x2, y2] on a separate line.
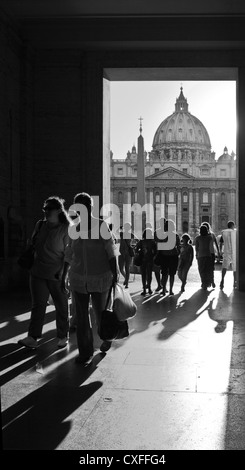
[1, 259, 245, 451]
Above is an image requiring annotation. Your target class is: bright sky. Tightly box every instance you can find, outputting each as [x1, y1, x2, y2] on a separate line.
[110, 81, 236, 160]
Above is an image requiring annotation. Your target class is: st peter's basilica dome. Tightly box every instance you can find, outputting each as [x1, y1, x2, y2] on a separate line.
[152, 87, 211, 151]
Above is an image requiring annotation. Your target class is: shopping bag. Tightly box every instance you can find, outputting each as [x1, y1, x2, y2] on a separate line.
[113, 283, 137, 321]
[98, 285, 129, 341]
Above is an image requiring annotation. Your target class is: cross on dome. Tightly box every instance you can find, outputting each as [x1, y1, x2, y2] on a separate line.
[138, 116, 143, 134]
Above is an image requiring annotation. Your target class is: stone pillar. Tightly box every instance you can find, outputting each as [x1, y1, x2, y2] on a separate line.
[189, 190, 193, 227]
[123, 189, 131, 226]
[146, 189, 154, 228]
[238, 67, 245, 290]
[161, 190, 165, 212]
[230, 190, 236, 222]
[212, 190, 216, 231]
[195, 190, 200, 227]
[177, 190, 182, 233]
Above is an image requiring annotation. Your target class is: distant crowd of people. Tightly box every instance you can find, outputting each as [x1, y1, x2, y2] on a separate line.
[17, 192, 237, 366]
[119, 217, 236, 296]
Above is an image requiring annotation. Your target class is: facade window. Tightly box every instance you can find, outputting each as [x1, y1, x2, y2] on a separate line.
[117, 167, 123, 175]
[220, 169, 227, 177]
[183, 192, 188, 203]
[221, 192, 226, 204]
[155, 192, 160, 203]
[201, 169, 209, 176]
[221, 216, 227, 228]
[169, 192, 175, 202]
[203, 192, 208, 203]
[154, 168, 160, 173]
[183, 168, 188, 174]
[118, 191, 123, 203]
[183, 208, 188, 212]
[132, 190, 137, 203]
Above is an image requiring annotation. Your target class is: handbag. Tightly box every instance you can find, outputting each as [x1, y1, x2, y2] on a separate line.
[128, 245, 135, 257]
[113, 283, 137, 321]
[17, 245, 35, 270]
[17, 220, 44, 270]
[133, 250, 143, 267]
[98, 285, 129, 341]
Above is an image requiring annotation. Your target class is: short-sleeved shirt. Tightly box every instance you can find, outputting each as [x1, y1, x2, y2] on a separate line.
[195, 234, 214, 258]
[31, 220, 70, 280]
[65, 217, 117, 293]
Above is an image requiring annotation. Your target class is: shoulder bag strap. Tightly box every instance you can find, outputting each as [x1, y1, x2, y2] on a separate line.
[31, 219, 44, 246]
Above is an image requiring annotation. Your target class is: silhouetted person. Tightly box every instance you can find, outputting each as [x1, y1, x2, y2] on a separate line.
[156, 219, 181, 296]
[118, 222, 135, 288]
[19, 196, 71, 350]
[219, 220, 237, 289]
[201, 221, 220, 287]
[177, 233, 194, 292]
[135, 228, 157, 296]
[195, 224, 214, 290]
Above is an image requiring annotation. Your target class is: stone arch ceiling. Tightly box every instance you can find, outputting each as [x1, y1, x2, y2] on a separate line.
[1, 0, 245, 18]
[1, 0, 245, 50]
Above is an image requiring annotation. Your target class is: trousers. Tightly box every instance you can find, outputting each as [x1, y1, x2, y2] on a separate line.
[73, 289, 110, 359]
[28, 275, 69, 339]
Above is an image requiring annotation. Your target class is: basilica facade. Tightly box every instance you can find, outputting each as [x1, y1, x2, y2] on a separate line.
[110, 88, 237, 238]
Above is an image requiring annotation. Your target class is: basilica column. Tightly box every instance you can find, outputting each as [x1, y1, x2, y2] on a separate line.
[195, 190, 200, 228]
[211, 190, 216, 231]
[177, 190, 182, 233]
[123, 189, 132, 226]
[161, 190, 165, 218]
[147, 189, 154, 228]
[230, 189, 236, 222]
[189, 190, 193, 228]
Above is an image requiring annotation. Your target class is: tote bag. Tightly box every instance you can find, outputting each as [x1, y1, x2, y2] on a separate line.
[113, 283, 137, 322]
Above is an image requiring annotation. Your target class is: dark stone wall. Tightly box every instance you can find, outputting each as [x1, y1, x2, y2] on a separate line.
[33, 50, 83, 215]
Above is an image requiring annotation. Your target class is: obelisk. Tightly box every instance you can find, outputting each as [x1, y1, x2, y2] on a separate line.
[136, 117, 146, 234]
[137, 117, 146, 206]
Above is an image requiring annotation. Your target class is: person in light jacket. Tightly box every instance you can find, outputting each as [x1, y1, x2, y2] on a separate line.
[64, 192, 119, 365]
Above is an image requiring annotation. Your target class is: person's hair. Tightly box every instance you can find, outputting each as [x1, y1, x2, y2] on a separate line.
[227, 220, 235, 228]
[200, 225, 208, 236]
[181, 233, 192, 244]
[201, 221, 211, 232]
[74, 192, 93, 210]
[43, 196, 71, 225]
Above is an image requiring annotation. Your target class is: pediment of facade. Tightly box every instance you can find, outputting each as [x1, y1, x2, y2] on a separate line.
[146, 166, 196, 180]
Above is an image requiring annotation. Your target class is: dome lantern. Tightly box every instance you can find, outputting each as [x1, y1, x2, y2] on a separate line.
[175, 86, 189, 113]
